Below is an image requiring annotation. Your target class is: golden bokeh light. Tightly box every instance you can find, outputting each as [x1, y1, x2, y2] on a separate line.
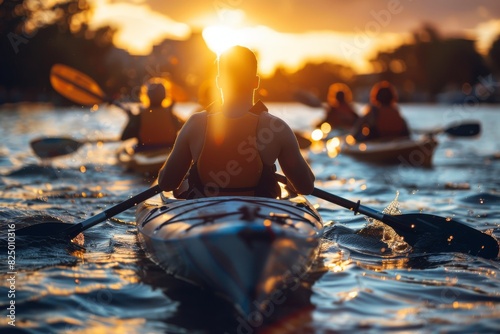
[345, 135, 356, 145]
[320, 122, 332, 134]
[311, 129, 324, 141]
[326, 137, 341, 158]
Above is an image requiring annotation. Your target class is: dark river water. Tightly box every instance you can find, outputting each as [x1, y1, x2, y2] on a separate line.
[0, 102, 499, 333]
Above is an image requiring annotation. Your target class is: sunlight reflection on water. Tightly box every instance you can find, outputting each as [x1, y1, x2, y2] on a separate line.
[0, 102, 499, 333]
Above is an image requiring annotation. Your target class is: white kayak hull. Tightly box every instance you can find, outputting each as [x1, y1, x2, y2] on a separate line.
[136, 194, 323, 315]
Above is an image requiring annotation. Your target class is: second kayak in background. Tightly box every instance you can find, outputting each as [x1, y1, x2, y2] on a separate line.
[339, 136, 438, 167]
[116, 138, 171, 175]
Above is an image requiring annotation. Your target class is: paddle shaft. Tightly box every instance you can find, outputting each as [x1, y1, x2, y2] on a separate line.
[63, 185, 161, 239]
[276, 174, 408, 231]
[310, 187, 415, 233]
[278, 173, 435, 233]
[312, 187, 382, 219]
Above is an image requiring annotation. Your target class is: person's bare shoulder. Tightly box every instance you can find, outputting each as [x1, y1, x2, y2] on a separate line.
[257, 112, 291, 140]
[188, 110, 208, 123]
[181, 111, 207, 134]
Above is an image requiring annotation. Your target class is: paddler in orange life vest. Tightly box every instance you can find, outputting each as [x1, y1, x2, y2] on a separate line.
[351, 81, 410, 142]
[157, 45, 315, 198]
[316, 83, 359, 130]
[121, 78, 184, 151]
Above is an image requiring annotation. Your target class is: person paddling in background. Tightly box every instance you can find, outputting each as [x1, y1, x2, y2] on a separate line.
[158, 45, 315, 198]
[316, 83, 359, 130]
[121, 78, 184, 151]
[351, 81, 410, 142]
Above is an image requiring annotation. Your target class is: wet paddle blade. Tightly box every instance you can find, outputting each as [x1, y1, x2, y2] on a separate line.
[414, 121, 481, 137]
[16, 222, 75, 238]
[50, 64, 106, 105]
[392, 213, 499, 259]
[305, 182, 498, 259]
[444, 122, 481, 137]
[30, 137, 84, 158]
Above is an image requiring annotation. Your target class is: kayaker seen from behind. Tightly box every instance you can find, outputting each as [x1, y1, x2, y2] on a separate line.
[121, 77, 184, 151]
[158, 45, 315, 198]
[351, 81, 410, 142]
[316, 83, 359, 131]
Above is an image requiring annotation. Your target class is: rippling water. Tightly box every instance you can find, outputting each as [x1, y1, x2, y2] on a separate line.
[0, 102, 499, 333]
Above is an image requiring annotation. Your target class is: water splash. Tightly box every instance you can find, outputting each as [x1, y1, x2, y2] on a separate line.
[360, 191, 411, 254]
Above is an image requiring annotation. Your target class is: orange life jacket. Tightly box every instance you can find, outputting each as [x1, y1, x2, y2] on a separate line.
[181, 101, 280, 198]
[137, 106, 179, 148]
[325, 103, 358, 129]
[373, 105, 408, 138]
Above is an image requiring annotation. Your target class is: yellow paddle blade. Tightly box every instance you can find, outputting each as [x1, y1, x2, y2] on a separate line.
[50, 64, 107, 105]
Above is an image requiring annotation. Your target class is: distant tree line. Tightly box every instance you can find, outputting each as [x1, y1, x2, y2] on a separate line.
[367, 25, 500, 102]
[1, 1, 499, 105]
[259, 24, 500, 103]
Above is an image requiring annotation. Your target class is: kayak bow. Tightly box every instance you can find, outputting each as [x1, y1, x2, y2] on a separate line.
[136, 193, 323, 315]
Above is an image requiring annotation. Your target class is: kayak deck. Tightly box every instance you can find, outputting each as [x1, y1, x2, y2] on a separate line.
[341, 136, 438, 167]
[136, 194, 323, 315]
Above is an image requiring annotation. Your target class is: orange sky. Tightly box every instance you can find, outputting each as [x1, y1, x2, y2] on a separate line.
[87, 0, 500, 76]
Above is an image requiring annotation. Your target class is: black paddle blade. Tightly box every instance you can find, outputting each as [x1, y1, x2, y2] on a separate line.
[445, 122, 481, 137]
[306, 184, 498, 259]
[30, 137, 84, 158]
[16, 222, 74, 239]
[386, 213, 498, 259]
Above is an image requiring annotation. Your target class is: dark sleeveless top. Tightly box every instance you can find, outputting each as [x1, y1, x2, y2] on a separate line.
[178, 101, 280, 199]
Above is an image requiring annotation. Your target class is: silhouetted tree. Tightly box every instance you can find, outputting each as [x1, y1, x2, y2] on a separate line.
[289, 62, 355, 101]
[259, 67, 293, 101]
[371, 24, 490, 101]
[0, 0, 120, 104]
[488, 35, 500, 73]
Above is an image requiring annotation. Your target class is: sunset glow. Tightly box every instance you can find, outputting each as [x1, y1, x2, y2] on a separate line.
[473, 19, 500, 54]
[202, 25, 241, 55]
[202, 24, 407, 76]
[86, 1, 500, 76]
[88, 0, 190, 54]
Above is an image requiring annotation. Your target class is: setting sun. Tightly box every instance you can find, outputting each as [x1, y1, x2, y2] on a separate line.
[78, 0, 500, 78]
[202, 25, 241, 55]
[86, 1, 410, 75]
[201, 24, 404, 76]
